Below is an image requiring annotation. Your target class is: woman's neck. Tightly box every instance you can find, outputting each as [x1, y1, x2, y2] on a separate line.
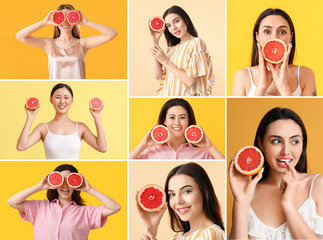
[53, 112, 71, 122]
[58, 32, 74, 42]
[180, 33, 194, 44]
[58, 197, 72, 207]
[168, 136, 186, 151]
[184, 214, 214, 236]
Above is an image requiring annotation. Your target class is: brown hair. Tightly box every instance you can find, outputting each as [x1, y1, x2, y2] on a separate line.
[53, 4, 80, 39]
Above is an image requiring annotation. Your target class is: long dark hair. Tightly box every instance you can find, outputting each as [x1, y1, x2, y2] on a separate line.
[254, 108, 307, 181]
[158, 98, 196, 126]
[53, 4, 80, 39]
[164, 162, 224, 233]
[50, 83, 74, 98]
[47, 164, 85, 206]
[162, 6, 198, 47]
[251, 8, 295, 66]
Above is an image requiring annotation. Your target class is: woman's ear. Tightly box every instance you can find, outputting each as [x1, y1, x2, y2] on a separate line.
[258, 137, 263, 151]
[290, 32, 293, 43]
[256, 32, 259, 43]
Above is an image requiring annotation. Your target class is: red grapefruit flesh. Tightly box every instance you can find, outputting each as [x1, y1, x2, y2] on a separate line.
[67, 10, 80, 25]
[149, 17, 165, 32]
[234, 146, 264, 176]
[89, 97, 103, 111]
[185, 125, 203, 144]
[262, 39, 287, 64]
[137, 184, 166, 212]
[52, 11, 65, 25]
[67, 173, 83, 188]
[48, 171, 64, 187]
[151, 125, 169, 144]
[25, 97, 39, 110]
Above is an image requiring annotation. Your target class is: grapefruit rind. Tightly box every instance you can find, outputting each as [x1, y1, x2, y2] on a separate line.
[48, 171, 64, 188]
[151, 125, 169, 144]
[52, 11, 65, 25]
[89, 97, 104, 111]
[25, 97, 39, 110]
[234, 146, 264, 176]
[149, 16, 165, 32]
[185, 125, 203, 144]
[137, 184, 166, 212]
[67, 173, 83, 188]
[261, 38, 287, 64]
[67, 10, 80, 25]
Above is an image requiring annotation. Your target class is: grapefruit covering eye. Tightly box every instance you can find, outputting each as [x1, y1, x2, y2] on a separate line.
[234, 146, 264, 176]
[25, 97, 39, 110]
[151, 125, 169, 144]
[185, 125, 203, 144]
[48, 171, 64, 187]
[149, 17, 165, 32]
[67, 10, 80, 25]
[137, 184, 166, 212]
[52, 11, 65, 25]
[262, 38, 287, 64]
[67, 173, 83, 188]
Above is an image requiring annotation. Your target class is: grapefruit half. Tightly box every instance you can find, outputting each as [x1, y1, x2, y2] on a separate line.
[137, 184, 166, 212]
[48, 171, 64, 187]
[67, 10, 80, 25]
[89, 97, 103, 111]
[67, 173, 83, 188]
[262, 38, 287, 64]
[52, 11, 65, 25]
[149, 17, 165, 32]
[151, 125, 169, 144]
[234, 146, 264, 176]
[25, 97, 39, 110]
[185, 125, 203, 144]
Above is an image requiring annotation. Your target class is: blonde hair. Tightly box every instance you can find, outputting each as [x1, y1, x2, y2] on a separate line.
[53, 4, 80, 39]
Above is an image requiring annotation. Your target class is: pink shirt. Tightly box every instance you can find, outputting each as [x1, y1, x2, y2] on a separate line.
[19, 199, 107, 240]
[138, 142, 214, 159]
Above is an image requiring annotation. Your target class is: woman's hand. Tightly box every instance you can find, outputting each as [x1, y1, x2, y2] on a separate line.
[25, 103, 40, 120]
[76, 175, 92, 193]
[254, 43, 272, 95]
[195, 127, 212, 149]
[90, 107, 102, 120]
[77, 10, 88, 26]
[38, 173, 55, 190]
[151, 43, 168, 65]
[42, 11, 55, 26]
[149, 22, 164, 44]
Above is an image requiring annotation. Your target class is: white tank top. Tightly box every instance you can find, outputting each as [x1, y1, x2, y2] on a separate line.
[43, 122, 81, 159]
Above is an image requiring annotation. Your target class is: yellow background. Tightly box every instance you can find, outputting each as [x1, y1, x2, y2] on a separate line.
[227, 98, 323, 232]
[3, 161, 127, 239]
[0, 0, 127, 79]
[227, 0, 323, 95]
[129, 161, 226, 239]
[0, 81, 127, 159]
[129, 0, 225, 96]
[129, 98, 225, 155]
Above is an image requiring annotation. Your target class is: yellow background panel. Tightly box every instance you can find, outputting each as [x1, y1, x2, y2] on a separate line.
[227, 98, 323, 231]
[129, 98, 225, 156]
[227, 0, 323, 95]
[0, 0, 127, 79]
[0, 81, 127, 159]
[129, 161, 226, 239]
[3, 161, 127, 239]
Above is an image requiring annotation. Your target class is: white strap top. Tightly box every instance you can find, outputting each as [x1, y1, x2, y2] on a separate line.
[248, 174, 323, 239]
[247, 66, 302, 96]
[43, 122, 81, 159]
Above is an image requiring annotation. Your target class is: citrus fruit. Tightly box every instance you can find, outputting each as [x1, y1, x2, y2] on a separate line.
[25, 97, 39, 110]
[151, 125, 169, 144]
[234, 146, 264, 176]
[185, 125, 203, 144]
[67, 10, 80, 25]
[89, 97, 103, 111]
[149, 17, 165, 32]
[261, 38, 287, 64]
[137, 184, 166, 212]
[48, 171, 64, 187]
[67, 173, 83, 188]
[52, 11, 65, 25]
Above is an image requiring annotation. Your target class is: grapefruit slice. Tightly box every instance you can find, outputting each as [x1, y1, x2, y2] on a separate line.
[48, 171, 64, 187]
[137, 184, 166, 212]
[89, 97, 103, 111]
[25, 97, 39, 110]
[185, 125, 203, 144]
[234, 146, 264, 176]
[262, 38, 287, 64]
[52, 11, 65, 25]
[151, 125, 169, 144]
[67, 173, 83, 188]
[149, 17, 165, 32]
[67, 10, 80, 25]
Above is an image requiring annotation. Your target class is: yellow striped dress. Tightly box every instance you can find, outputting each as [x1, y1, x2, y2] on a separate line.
[170, 224, 224, 240]
[157, 37, 215, 96]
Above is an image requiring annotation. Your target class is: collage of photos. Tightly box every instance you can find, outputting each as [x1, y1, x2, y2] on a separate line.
[1, 0, 323, 239]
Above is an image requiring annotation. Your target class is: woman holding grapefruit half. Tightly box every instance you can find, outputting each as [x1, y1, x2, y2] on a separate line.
[15, 4, 117, 79]
[149, 5, 215, 96]
[17, 83, 107, 159]
[229, 108, 323, 239]
[232, 8, 316, 96]
[136, 162, 225, 240]
[129, 98, 224, 159]
[8, 164, 121, 239]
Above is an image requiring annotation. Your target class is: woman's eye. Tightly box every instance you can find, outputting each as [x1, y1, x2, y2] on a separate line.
[272, 139, 280, 144]
[279, 30, 287, 34]
[170, 116, 175, 120]
[180, 116, 186, 120]
[183, 189, 192, 194]
[175, 19, 180, 23]
[264, 30, 270, 34]
[291, 140, 300, 144]
[168, 193, 175, 197]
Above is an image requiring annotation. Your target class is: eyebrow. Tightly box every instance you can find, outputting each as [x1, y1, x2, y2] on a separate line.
[168, 114, 187, 116]
[262, 25, 289, 29]
[269, 135, 302, 138]
[166, 17, 179, 25]
[168, 184, 192, 192]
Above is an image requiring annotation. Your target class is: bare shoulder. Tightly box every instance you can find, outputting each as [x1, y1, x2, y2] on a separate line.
[232, 68, 251, 96]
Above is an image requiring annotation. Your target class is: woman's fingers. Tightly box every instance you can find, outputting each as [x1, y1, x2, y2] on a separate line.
[252, 167, 264, 183]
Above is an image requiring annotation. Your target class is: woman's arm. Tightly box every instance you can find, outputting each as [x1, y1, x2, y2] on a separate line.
[300, 66, 316, 96]
[231, 69, 248, 96]
[129, 125, 157, 159]
[81, 108, 107, 153]
[79, 11, 117, 51]
[195, 128, 224, 159]
[149, 24, 164, 79]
